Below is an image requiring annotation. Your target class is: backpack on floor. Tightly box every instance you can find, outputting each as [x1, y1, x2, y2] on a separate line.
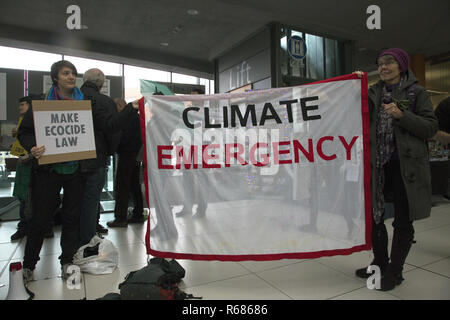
[118, 258, 201, 300]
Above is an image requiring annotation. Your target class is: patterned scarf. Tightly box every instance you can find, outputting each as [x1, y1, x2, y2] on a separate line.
[372, 78, 403, 224]
[46, 85, 84, 101]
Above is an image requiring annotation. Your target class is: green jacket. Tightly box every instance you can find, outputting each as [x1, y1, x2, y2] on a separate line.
[368, 71, 438, 221]
[12, 160, 32, 202]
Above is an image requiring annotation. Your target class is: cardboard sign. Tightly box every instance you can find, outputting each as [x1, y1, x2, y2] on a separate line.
[32, 100, 96, 165]
[10, 117, 28, 157]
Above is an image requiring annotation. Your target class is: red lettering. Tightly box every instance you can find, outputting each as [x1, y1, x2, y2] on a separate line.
[293, 139, 314, 162]
[317, 136, 337, 161]
[338, 136, 358, 160]
[224, 143, 247, 167]
[249, 142, 269, 167]
[202, 144, 221, 168]
[272, 141, 292, 165]
[176, 145, 199, 169]
[157, 145, 173, 169]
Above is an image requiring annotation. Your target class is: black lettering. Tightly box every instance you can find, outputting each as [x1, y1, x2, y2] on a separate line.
[183, 107, 200, 129]
[260, 103, 282, 125]
[223, 107, 228, 128]
[51, 114, 59, 123]
[205, 107, 220, 128]
[300, 96, 321, 121]
[68, 136, 77, 146]
[279, 99, 297, 123]
[231, 104, 257, 127]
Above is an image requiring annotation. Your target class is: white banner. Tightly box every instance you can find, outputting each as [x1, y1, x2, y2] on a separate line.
[142, 74, 371, 260]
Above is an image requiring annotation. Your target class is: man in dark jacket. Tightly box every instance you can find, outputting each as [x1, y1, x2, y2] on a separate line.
[107, 98, 144, 227]
[79, 68, 122, 245]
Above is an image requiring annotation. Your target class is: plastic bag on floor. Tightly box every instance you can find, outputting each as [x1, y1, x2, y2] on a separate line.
[73, 236, 119, 275]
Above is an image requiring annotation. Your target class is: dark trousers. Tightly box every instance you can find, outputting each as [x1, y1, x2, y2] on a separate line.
[114, 152, 143, 221]
[79, 166, 107, 246]
[17, 200, 27, 232]
[373, 159, 415, 275]
[182, 170, 208, 213]
[23, 169, 85, 269]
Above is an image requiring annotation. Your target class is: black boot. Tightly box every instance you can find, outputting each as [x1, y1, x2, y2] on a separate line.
[379, 229, 414, 291]
[378, 264, 404, 291]
[355, 222, 389, 278]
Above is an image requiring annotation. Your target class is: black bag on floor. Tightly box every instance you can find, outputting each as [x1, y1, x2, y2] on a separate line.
[118, 258, 201, 300]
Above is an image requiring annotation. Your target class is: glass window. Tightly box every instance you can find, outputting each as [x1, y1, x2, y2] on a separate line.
[124, 65, 170, 102]
[279, 26, 347, 85]
[305, 33, 324, 80]
[325, 38, 344, 78]
[0, 46, 61, 71]
[200, 78, 214, 94]
[64, 55, 122, 76]
[172, 72, 198, 85]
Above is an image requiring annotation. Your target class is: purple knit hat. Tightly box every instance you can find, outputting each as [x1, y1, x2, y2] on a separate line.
[378, 48, 409, 73]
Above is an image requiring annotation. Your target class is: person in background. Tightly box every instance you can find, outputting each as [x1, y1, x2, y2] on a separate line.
[107, 98, 144, 227]
[176, 88, 208, 218]
[10, 96, 35, 240]
[79, 68, 127, 245]
[354, 48, 438, 291]
[433, 96, 450, 199]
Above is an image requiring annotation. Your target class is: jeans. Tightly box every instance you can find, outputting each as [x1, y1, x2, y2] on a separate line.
[79, 166, 107, 246]
[23, 169, 85, 269]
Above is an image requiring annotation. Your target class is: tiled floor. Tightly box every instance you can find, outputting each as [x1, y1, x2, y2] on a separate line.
[0, 198, 449, 300]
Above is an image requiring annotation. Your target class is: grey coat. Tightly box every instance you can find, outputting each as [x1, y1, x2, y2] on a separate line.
[368, 71, 438, 221]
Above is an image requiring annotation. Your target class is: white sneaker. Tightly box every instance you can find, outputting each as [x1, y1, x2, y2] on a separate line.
[61, 264, 82, 283]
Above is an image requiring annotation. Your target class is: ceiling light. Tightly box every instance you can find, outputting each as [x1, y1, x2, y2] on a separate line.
[187, 9, 199, 15]
[160, 42, 169, 46]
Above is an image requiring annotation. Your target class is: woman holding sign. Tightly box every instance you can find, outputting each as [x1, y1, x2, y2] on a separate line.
[18, 60, 141, 283]
[17, 60, 88, 281]
[354, 48, 437, 291]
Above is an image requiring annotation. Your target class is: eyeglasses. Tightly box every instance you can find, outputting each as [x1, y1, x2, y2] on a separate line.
[377, 60, 397, 68]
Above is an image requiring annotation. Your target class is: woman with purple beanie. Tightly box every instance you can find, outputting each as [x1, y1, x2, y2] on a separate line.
[354, 48, 437, 291]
